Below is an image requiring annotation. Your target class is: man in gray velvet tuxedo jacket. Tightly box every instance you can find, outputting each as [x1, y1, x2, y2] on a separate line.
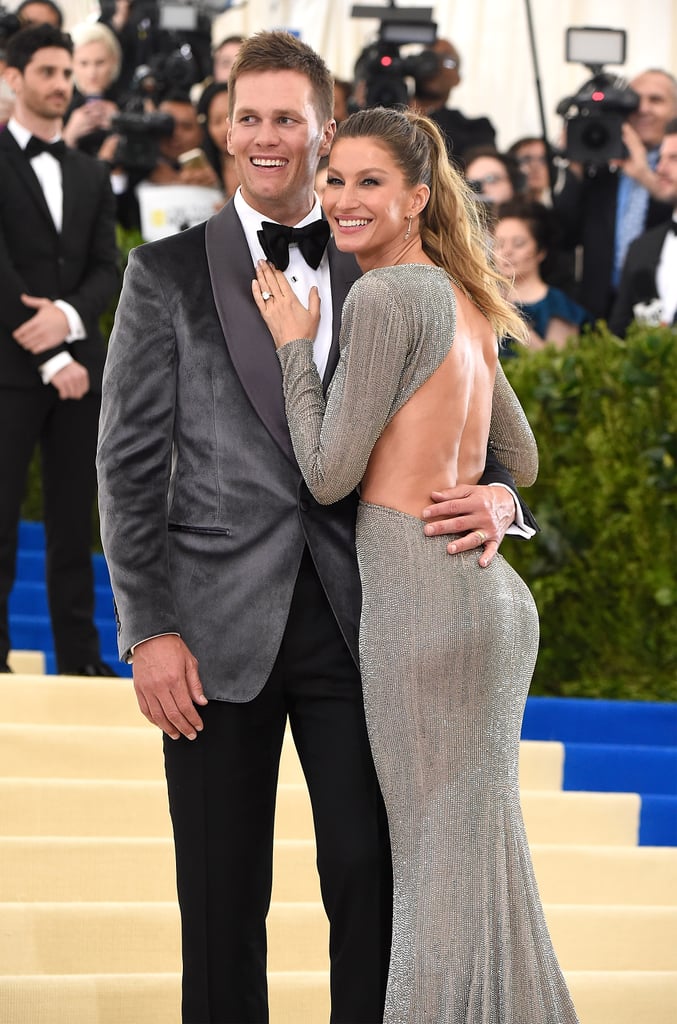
[97, 30, 532, 1024]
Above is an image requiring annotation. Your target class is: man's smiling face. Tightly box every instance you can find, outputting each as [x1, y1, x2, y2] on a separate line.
[227, 69, 335, 225]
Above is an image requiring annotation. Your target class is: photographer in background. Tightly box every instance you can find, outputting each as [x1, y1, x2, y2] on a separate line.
[554, 68, 677, 320]
[609, 119, 677, 336]
[410, 38, 496, 167]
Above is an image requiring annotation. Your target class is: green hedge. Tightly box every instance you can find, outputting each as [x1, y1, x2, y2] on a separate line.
[502, 323, 676, 702]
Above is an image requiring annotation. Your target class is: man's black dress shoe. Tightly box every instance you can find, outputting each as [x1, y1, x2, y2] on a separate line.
[61, 661, 119, 677]
[0, 663, 12, 673]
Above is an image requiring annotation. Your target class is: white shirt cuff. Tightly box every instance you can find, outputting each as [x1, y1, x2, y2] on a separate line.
[39, 351, 74, 385]
[54, 300, 86, 341]
[488, 482, 536, 539]
[129, 632, 181, 661]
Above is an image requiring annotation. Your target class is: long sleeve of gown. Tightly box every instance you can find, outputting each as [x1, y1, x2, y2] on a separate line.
[489, 362, 538, 487]
[276, 264, 537, 504]
[276, 269, 435, 505]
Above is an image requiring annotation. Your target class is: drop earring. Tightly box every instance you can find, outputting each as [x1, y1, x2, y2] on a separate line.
[404, 214, 413, 241]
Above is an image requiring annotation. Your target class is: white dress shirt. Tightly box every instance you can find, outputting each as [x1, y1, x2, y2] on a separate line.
[234, 187, 333, 379]
[656, 216, 677, 327]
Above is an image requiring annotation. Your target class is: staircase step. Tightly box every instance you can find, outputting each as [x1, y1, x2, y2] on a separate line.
[0, 720, 565, 789]
[564, 741, 677, 796]
[9, 581, 116, 621]
[0, 775, 639, 844]
[2, 836, 674, 906]
[640, 795, 677, 847]
[0, 970, 675, 1024]
[6, 651, 45, 675]
[523, 696, 677, 748]
[9, 615, 119, 657]
[0, 901, 674, 975]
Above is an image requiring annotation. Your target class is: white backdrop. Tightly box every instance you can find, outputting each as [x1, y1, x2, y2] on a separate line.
[61, 1, 677, 150]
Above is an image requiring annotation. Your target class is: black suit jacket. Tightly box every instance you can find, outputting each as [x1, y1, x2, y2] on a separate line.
[608, 220, 674, 336]
[0, 126, 119, 391]
[553, 164, 672, 321]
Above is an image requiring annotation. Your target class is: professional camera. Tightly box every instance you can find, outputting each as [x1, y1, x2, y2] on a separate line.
[351, 3, 438, 108]
[556, 27, 639, 164]
[111, 107, 175, 174]
[102, 0, 232, 100]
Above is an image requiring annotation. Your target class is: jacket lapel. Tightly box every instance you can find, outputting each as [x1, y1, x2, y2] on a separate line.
[206, 201, 297, 463]
[323, 241, 360, 390]
[0, 131, 58, 234]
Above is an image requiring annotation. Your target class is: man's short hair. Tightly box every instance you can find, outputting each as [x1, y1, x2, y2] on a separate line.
[6, 22, 72, 71]
[229, 30, 334, 124]
[15, 0, 63, 29]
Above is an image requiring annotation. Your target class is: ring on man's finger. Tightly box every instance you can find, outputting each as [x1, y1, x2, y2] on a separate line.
[261, 291, 273, 301]
[474, 530, 488, 544]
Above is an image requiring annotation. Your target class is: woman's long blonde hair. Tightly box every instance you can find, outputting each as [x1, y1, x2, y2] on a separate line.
[333, 106, 528, 345]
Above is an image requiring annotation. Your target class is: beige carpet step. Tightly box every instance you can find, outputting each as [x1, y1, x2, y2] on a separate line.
[0, 775, 639, 845]
[0, 970, 675, 1024]
[0, 776, 639, 845]
[3, 836, 674, 906]
[6, 652, 46, 675]
[566, 970, 677, 1024]
[0, 720, 564, 790]
[0, 971, 327, 1024]
[1, 902, 675, 975]
[0, 837, 321, 904]
[270, 784, 640, 846]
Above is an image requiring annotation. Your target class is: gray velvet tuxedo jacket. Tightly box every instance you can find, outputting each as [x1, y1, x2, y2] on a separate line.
[97, 200, 363, 701]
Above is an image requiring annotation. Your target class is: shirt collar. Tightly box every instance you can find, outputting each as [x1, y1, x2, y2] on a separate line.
[233, 186, 323, 261]
[7, 117, 63, 150]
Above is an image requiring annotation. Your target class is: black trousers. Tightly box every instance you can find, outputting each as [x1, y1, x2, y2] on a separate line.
[163, 549, 392, 1024]
[0, 386, 102, 670]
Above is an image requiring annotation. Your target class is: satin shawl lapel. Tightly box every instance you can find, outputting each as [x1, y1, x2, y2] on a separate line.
[206, 201, 297, 464]
[0, 131, 58, 234]
[323, 240, 360, 390]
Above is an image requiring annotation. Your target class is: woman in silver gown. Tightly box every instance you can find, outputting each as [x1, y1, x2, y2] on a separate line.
[254, 107, 578, 1024]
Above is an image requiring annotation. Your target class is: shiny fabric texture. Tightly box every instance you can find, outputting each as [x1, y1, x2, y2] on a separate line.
[357, 503, 578, 1023]
[277, 263, 578, 1021]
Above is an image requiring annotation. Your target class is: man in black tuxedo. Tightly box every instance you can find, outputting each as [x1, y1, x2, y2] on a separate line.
[610, 119, 677, 336]
[0, 24, 119, 675]
[97, 30, 536, 1024]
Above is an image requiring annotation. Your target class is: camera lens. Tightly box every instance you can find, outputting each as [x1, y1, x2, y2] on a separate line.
[581, 121, 610, 150]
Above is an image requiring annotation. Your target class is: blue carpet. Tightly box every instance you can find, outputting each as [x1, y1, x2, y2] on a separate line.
[522, 696, 676, 847]
[11, 521, 130, 677]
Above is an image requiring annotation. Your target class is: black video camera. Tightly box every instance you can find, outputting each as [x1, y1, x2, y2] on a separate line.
[556, 27, 639, 164]
[111, 107, 175, 174]
[351, 3, 438, 109]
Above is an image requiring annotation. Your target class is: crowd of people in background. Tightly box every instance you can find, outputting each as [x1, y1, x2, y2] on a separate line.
[1, 1, 675, 339]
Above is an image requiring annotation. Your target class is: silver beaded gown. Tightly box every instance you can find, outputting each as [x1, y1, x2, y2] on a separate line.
[276, 264, 579, 1023]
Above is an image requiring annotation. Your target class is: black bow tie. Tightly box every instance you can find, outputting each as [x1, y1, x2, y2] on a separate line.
[257, 219, 330, 271]
[24, 136, 67, 162]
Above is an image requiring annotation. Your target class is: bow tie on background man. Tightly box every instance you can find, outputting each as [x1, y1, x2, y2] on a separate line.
[24, 136, 67, 162]
[257, 219, 330, 271]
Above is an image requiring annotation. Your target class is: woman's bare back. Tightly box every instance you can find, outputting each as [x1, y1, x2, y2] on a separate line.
[361, 283, 498, 517]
